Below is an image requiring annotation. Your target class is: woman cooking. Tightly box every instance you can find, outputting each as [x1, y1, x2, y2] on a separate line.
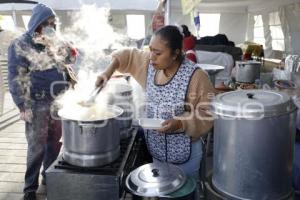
[95, 25, 214, 179]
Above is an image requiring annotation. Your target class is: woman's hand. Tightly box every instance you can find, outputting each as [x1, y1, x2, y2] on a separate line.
[95, 58, 120, 87]
[95, 72, 110, 88]
[156, 119, 183, 134]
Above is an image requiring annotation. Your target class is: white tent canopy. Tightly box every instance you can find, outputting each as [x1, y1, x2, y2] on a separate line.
[0, 0, 157, 11]
[166, 0, 300, 56]
[168, 0, 300, 12]
[1, 0, 300, 56]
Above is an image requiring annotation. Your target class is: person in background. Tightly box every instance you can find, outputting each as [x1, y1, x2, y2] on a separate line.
[141, 0, 166, 50]
[7, 4, 77, 200]
[181, 24, 197, 63]
[95, 25, 214, 194]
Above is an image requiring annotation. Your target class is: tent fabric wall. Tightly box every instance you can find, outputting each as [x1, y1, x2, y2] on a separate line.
[279, 7, 291, 55]
[245, 2, 300, 57]
[167, 1, 248, 45]
[245, 13, 254, 42]
[280, 2, 300, 55]
[0, 9, 154, 38]
[219, 13, 247, 45]
[2, 0, 300, 57]
[262, 14, 272, 57]
[166, 0, 300, 57]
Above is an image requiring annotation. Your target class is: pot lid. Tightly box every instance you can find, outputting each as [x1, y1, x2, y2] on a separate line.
[236, 60, 261, 65]
[211, 89, 297, 118]
[196, 64, 225, 72]
[58, 105, 123, 122]
[126, 163, 186, 197]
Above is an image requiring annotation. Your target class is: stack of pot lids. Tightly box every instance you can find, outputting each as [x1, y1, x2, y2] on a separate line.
[211, 89, 297, 118]
[125, 163, 186, 197]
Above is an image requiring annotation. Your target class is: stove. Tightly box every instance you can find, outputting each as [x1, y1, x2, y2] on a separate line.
[46, 128, 151, 200]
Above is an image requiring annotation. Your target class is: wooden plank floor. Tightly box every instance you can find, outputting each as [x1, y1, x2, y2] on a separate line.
[0, 92, 46, 200]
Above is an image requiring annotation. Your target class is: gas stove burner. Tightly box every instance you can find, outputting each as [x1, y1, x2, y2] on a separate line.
[55, 136, 133, 174]
[46, 128, 152, 200]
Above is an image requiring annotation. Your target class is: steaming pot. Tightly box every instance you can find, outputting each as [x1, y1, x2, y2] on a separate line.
[235, 60, 261, 83]
[58, 105, 123, 167]
[211, 90, 297, 199]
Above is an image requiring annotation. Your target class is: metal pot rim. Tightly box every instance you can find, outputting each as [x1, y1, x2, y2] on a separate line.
[58, 105, 123, 122]
[211, 90, 297, 118]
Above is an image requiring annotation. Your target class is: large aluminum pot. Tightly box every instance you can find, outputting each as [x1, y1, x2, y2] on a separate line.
[236, 60, 261, 83]
[58, 105, 123, 167]
[211, 90, 297, 200]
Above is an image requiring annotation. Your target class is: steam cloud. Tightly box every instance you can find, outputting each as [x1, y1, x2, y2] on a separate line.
[12, 5, 139, 109]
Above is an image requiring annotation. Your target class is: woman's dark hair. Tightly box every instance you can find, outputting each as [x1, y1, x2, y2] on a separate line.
[154, 25, 183, 58]
[181, 25, 191, 37]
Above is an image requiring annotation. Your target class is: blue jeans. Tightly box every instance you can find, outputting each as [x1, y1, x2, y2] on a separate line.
[24, 103, 62, 193]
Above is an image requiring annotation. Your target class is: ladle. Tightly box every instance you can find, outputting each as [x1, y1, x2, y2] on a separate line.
[79, 85, 104, 107]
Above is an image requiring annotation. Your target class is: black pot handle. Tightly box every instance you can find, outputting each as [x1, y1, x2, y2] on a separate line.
[247, 93, 254, 99]
[152, 169, 159, 177]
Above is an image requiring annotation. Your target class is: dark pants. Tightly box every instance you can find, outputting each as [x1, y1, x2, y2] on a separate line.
[23, 103, 62, 193]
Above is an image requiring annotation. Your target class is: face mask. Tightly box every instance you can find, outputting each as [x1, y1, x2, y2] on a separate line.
[41, 26, 56, 38]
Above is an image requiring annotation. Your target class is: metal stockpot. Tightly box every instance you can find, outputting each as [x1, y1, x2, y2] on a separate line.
[211, 90, 297, 200]
[59, 105, 123, 167]
[236, 61, 261, 83]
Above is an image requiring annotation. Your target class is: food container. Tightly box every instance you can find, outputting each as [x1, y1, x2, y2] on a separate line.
[138, 118, 165, 129]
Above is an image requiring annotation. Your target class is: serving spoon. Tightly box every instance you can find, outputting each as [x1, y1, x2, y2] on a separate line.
[78, 85, 104, 107]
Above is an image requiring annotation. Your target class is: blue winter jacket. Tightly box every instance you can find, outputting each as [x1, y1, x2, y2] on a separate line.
[8, 4, 67, 111]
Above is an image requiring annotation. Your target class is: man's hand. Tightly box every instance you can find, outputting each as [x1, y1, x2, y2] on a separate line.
[156, 119, 183, 134]
[20, 109, 33, 123]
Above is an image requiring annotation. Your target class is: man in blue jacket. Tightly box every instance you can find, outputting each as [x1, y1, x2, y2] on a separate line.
[7, 4, 76, 200]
